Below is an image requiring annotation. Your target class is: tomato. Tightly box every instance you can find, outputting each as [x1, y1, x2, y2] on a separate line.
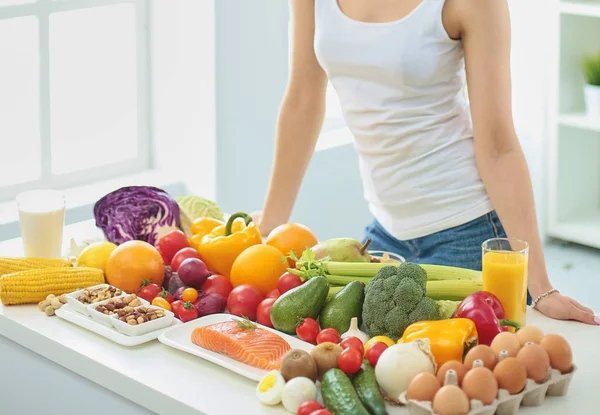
[277, 272, 303, 294]
[256, 298, 276, 328]
[338, 347, 362, 375]
[171, 247, 201, 272]
[158, 230, 190, 263]
[155, 288, 174, 303]
[266, 288, 280, 299]
[178, 301, 199, 322]
[171, 300, 184, 317]
[297, 401, 323, 415]
[201, 274, 233, 299]
[157, 246, 170, 265]
[311, 410, 332, 415]
[316, 328, 340, 345]
[151, 296, 172, 311]
[366, 342, 388, 367]
[296, 318, 320, 344]
[226, 284, 264, 321]
[136, 280, 162, 303]
[340, 336, 364, 354]
[181, 287, 199, 303]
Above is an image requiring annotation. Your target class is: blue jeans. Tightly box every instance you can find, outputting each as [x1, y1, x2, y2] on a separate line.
[363, 211, 533, 305]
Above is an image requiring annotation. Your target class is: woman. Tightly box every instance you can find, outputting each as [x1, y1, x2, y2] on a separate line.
[253, 0, 599, 325]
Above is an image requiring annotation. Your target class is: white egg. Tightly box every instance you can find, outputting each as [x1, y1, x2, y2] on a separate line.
[256, 370, 286, 406]
[281, 377, 318, 413]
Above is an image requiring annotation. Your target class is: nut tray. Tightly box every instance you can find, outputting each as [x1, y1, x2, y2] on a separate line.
[402, 365, 577, 415]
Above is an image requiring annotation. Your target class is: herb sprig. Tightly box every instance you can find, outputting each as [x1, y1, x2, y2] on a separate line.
[282, 248, 329, 280]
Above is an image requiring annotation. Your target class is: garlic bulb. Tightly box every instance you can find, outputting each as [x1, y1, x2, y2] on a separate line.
[341, 317, 369, 343]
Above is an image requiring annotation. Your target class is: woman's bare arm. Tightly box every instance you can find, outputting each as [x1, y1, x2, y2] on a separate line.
[258, 0, 328, 234]
[455, 0, 598, 324]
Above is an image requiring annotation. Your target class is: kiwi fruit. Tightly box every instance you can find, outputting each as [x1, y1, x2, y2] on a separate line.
[310, 342, 343, 379]
[280, 349, 318, 382]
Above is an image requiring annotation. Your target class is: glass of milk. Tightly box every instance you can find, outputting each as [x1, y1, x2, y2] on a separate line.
[16, 190, 66, 259]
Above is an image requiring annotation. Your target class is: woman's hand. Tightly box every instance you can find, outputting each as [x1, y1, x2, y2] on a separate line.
[250, 210, 279, 237]
[534, 292, 600, 325]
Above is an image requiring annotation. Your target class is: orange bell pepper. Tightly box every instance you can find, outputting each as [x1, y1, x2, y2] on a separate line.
[196, 212, 262, 278]
[397, 318, 478, 367]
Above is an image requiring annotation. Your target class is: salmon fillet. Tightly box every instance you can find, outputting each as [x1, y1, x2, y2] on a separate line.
[191, 320, 291, 370]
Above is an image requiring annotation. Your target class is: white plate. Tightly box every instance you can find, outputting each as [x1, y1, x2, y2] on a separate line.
[65, 284, 127, 316]
[158, 314, 314, 381]
[112, 305, 175, 337]
[87, 295, 149, 327]
[55, 303, 180, 347]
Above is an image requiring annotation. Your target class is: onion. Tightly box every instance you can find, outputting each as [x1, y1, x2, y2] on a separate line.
[168, 273, 186, 295]
[178, 258, 210, 288]
[375, 339, 437, 403]
[174, 286, 188, 301]
[193, 292, 227, 317]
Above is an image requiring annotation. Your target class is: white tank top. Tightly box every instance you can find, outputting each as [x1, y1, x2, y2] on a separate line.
[314, 0, 494, 240]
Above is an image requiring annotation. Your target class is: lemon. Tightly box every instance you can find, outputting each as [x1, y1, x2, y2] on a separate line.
[364, 335, 396, 355]
[77, 241, 117, 273]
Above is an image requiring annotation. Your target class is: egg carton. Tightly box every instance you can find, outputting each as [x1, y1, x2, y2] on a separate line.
[401, 364, 577, 415]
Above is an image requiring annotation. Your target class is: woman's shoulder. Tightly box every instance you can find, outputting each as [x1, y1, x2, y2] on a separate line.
[443, 0, 508, 39]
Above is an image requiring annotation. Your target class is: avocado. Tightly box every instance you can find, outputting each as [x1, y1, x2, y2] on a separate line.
[270, 276, 330, 334]
[319, 280, 365, 335]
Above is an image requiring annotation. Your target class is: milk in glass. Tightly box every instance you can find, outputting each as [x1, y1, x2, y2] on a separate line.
[17, 190, 65, 259]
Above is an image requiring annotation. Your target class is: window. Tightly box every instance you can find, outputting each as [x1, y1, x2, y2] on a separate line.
[0, 0, 151, 201]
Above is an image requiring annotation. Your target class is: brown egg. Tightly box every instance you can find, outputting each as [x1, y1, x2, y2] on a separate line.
[490, 332, 521, 357]
[493, 357, 528, 394]
[437, 360, 467, 386]
[406, 372, 441, 402]
[462, 366, 499, 405]
[540, 334, 573, 374]
[516, 343, 551, 383]
[432, 385, 470, 415]
[516, 325, 545, 346]
[464, 345, 497, 370]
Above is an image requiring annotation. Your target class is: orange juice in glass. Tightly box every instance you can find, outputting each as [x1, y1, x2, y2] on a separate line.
[482, 238, 528, 326]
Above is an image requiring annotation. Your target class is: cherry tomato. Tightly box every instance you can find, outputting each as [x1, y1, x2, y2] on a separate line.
[226, 285, 264, 321]
[181, 287, 199, 303]
[171, 247, 202, 272]
[340, 336, 364, 354]
[311, 410, 332, 415]
[256, 298, 277, 328]
[296, 318, 320, 344]
[151, 296, 172, 311]
[178, 301, 199, 322]
[366, 342, 388, 367]
[316, 328, 340, 345]
[266, 288, 280, 299]
[201, 274, 233, 299]
[136, 280, 162, 303]
[277, 272, 303, 294]
[158, 230, 190, 263]
[297, 401, 323, 415]
[338, 347, 362, 375]
[155, 288, 174, 303]
[171, 300, 184, 317]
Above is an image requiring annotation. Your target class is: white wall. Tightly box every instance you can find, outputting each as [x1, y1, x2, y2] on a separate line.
[508, 0, 551, 239]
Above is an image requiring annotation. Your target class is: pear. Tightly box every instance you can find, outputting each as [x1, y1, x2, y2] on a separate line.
[311, 238, 372, 263]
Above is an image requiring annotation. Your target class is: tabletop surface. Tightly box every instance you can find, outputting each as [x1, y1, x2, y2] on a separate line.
[0, 221, 598, 415]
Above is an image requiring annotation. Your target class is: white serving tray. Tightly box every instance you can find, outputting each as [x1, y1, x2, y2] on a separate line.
[55, 303, 179, 347]
[158, 313, 314, 381]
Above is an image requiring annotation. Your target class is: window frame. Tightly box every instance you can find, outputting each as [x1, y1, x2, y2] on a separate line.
[0, 0, 152, 202]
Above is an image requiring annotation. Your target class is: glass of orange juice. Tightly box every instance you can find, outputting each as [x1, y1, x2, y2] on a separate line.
[482, 238, 528, 326]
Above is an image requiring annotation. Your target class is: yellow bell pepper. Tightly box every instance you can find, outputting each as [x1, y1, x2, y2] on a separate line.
[189, 217, 248, 252]
[196, 212, 262, 278]
[191, 217, 224, 238]
[397, 318, 478, 367]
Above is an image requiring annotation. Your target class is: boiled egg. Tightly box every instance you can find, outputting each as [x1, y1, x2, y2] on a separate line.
[256, 370, 286, 406]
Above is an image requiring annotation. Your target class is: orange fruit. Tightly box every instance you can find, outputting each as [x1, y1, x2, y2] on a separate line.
[105, 240, 165, 293]
[230, 244, 288, 295]
[265, 223, 319, 266]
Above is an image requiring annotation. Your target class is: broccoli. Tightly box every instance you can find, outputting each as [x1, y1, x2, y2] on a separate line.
[362, 262, 450, 341]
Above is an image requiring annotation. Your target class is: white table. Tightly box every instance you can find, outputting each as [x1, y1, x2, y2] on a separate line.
[0, 221, 598, 415]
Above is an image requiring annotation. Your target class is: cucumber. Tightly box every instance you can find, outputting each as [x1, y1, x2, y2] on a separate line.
[352, 360, 389, 415]
[321, 368, 370, 415]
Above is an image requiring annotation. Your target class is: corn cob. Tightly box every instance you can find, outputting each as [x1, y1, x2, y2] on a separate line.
[323, 262, 481, 281]
[0, 267, 104, 305]
[0, 257, 72, 277]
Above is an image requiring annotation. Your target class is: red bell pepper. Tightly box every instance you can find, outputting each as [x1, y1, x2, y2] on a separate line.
[452, 291, 521, 346]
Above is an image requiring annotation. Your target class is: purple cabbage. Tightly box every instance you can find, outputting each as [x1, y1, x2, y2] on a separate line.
[93, 186, 181, 246]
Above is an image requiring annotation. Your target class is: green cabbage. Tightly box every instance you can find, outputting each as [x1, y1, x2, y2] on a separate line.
[175, 195, 224, 237]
